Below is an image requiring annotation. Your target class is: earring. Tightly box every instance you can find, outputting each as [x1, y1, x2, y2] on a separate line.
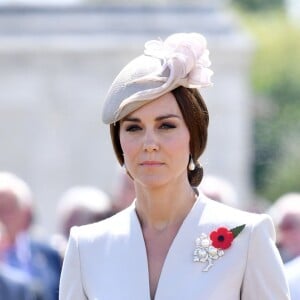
[188, 156, 196, 171]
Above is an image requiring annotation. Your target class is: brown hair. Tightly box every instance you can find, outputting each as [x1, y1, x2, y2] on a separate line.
[109, 86, 209, 187]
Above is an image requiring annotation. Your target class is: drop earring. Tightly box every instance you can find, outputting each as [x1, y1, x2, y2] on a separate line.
[188, 156, 196, 171]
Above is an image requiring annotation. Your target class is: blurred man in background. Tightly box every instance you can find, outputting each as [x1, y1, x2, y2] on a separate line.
[268, 193, 300, 299]
[51, 185, 113, 258]
[199, 175, 239, 208]
[111, 168, 135, 214]
[0, 220, 42, 299]
[268, 192, 300, 263]
[0, 171, 61, 300]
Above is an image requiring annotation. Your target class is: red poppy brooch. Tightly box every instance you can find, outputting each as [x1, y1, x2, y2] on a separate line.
[193, 224, 246, 272]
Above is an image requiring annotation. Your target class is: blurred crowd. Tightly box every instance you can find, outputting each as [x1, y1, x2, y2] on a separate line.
[0, 169, 299, 299]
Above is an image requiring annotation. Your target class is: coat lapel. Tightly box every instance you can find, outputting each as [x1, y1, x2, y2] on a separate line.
[126, 204, 151, 300]
[154, 197, 207, 300]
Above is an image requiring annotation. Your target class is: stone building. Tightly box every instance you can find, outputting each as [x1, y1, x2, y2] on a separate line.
[0, 2, 254, 236]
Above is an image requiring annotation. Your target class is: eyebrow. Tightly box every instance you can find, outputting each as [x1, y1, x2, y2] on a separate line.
[122, 114, 181, 123]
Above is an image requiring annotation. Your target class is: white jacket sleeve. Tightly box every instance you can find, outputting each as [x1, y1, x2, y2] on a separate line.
[59, 227, 87, 300]
[241, 214, 290, 299]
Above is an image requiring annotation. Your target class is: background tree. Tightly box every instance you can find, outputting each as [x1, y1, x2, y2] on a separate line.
[237, 8, 300, 201]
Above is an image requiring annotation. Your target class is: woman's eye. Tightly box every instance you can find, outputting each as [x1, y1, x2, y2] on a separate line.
[160, 123, 176, 129]
[125, 124, 142, 132]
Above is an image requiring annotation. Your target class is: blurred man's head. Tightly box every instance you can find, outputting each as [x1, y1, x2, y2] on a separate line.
[112, 169, 135, 213]
[57, 186, 112, 238]
[0, 172, 33, 243]
[268, 193, 300, 262]
[199, 175, 238, 207]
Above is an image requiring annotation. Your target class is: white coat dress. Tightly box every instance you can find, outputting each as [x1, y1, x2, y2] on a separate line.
[59, 194, 290, 300]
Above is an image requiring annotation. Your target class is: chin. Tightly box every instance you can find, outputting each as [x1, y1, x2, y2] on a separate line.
[137, 174, 169, 188]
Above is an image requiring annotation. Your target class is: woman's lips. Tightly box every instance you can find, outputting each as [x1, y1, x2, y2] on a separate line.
[140, 161, 164, 166]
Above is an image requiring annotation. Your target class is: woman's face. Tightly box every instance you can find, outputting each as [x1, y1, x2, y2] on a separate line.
[119, 92, 190, 189]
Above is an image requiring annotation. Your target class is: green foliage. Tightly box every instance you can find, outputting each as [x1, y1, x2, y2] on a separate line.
[232, 0, 284, 11]
[262, 137, 300, 200]
[243, 13, 300, 201]
[231, 224, 246, 238]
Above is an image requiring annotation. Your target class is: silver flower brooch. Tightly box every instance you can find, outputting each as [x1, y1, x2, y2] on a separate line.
[193, 225, 246, 272]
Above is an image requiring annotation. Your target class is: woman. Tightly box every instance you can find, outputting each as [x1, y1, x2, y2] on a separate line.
[59, 33, 290, 299]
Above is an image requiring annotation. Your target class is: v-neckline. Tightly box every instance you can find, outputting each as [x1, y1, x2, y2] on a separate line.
[130, 196, 206, 300]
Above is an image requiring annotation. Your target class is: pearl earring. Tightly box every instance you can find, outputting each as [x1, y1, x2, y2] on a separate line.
[188, 156, 196, 171]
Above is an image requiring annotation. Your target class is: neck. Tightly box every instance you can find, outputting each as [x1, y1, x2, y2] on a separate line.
[135, 182, 197, 232]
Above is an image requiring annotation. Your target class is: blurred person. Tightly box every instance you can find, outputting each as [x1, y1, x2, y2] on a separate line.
[0, 221, 41, 300]
[268, 192, 300, 263]
[0, 171, 62, 300]
[51, 186, 113, 258]
[60, 32, 289, 299]
[0, 220, 10, 258]
[285, 255, 300, 300]
[111, 167, 136, 213]
[199, 174, 238, 207]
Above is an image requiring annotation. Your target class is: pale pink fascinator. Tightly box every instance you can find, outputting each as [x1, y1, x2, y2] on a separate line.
[102, 32, 213, 124]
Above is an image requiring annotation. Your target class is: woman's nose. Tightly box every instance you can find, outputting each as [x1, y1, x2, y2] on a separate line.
[143, 132, 159, 152]
[143, 143, 159, 152]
